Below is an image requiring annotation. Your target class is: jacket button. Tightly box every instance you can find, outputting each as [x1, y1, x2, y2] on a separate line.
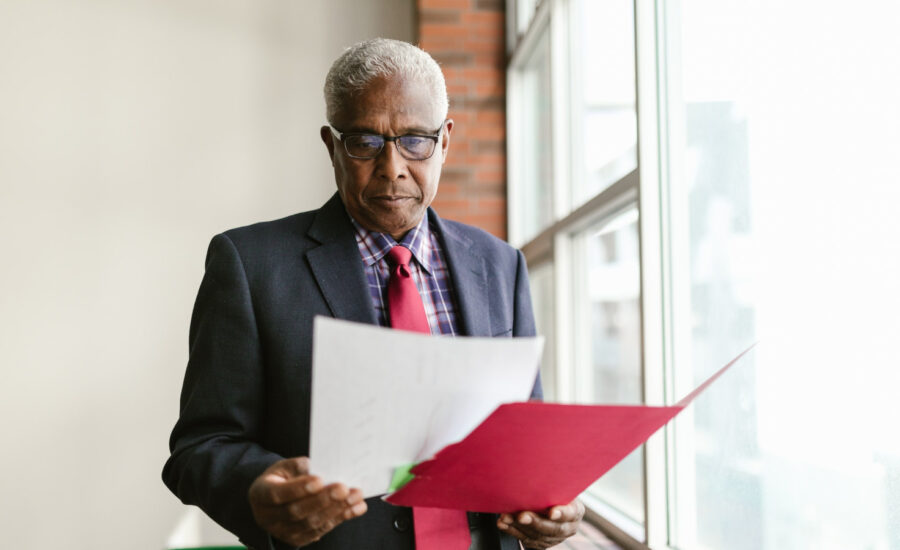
[393, 516, 410, 532]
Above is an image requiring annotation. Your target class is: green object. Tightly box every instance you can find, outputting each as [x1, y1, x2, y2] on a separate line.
[389, 463, 416, 491]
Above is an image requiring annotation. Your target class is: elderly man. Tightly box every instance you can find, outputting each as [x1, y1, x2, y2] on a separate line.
[163, 38, 583, 550]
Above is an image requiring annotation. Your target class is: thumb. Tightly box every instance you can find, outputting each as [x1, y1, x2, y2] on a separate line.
[266, 456, 312, 481]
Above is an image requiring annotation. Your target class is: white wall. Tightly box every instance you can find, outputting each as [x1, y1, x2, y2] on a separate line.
[0, 1, 413, 547]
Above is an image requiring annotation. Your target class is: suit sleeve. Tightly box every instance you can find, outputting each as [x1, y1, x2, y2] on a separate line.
[162, 233, 283, 550]
[511, 248, 543, 401]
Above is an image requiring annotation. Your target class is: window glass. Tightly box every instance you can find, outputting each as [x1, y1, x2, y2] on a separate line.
[528, 262, 556, 400]
[666, 1, 900, 549]
[573, 207, 644, 526]
[570, 0, 637, 207]
[515, 0, 539, 37]
[513, 30, 553, 244]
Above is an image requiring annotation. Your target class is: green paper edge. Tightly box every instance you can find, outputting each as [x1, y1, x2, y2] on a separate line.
[388, 463, 416, 492]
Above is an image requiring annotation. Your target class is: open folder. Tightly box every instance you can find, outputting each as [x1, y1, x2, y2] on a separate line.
[385, 345, 755, 513]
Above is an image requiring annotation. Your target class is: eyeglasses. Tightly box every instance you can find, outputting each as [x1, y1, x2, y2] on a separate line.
[328, 122, 446, 161]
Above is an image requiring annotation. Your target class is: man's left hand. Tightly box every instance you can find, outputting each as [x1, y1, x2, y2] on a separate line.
[497, 500, 585, 549]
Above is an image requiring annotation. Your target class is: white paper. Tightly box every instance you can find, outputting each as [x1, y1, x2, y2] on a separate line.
[309, 317, 543, 497]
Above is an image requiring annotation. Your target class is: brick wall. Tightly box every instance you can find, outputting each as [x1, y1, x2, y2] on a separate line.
[417, 0, 508, 240]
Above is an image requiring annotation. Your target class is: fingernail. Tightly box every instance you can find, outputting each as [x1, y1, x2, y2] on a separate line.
[500, 515, 513, 524]
[352, 502, 366, 514]
[331, 488, 343, 499]
[550, 509, 561, 520]
[305, 482, 318, 492]
[497, 522, 508, 530]
[519, 514, 532, 525]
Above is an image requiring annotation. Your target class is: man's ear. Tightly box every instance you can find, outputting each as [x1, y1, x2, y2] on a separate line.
[440, 119, 453, 163]
[320, 126, 336, 164]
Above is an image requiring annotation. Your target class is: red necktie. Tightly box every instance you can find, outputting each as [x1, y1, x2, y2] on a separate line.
[385, 245, 471, 550]
[387, 246, 431, 333]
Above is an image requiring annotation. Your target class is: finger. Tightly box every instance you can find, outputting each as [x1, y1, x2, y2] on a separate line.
[346, 487, 365, 505]
[343, 499, 368, 520]
[282, 483, 353, 521]
[509, 511, 577, 540]
[263, 474, 323, 505]
[272, 456, 312, 478]
[260, 457, 312, 483]
[280, 491, 367, 540]
[496, 522, 562, 550]
[547, 500, 585, 522]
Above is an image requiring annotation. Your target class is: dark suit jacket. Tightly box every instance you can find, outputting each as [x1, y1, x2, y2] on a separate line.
[162, 194, 541, 550]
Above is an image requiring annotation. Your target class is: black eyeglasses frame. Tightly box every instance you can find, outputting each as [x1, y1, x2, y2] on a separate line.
[327, 121, 447, 161]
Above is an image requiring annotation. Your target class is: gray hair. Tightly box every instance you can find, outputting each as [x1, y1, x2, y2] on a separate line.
[324, 38, 449, 125]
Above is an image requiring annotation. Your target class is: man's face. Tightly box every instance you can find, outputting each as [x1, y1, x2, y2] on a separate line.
[321, 75, 452, 240]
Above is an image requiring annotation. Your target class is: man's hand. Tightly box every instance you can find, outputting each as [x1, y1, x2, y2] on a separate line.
[248, 457, 367, 547]
[497, 500, 584, 549]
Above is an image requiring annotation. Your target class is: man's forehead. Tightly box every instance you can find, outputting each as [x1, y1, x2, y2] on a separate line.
[333, 75, 444, 131]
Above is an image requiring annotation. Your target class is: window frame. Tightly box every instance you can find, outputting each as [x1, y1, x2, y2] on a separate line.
[506, 0, 675, 548]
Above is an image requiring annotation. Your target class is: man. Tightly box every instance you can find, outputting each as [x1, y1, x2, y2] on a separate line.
[163, 38, 583, 550]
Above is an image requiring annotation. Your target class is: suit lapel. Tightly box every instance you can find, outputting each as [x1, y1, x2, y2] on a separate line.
[306, 194, 378, 326]
[430, 210, 492, 337]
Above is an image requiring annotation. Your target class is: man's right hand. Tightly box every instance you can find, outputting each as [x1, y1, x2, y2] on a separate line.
[248, 457, 368, 547]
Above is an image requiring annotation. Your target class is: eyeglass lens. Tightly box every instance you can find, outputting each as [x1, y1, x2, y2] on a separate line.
[343, 134, 436, 160]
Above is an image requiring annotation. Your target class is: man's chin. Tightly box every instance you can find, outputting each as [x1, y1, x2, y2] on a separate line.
[360, 207, 424, 236]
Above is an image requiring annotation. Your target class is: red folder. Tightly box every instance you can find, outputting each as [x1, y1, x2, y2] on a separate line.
[386, 345, 754, 512]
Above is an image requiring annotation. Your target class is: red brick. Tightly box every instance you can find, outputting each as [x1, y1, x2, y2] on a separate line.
[463, 36, 504, 53]
[475, 82, 504, 97]
[420, 36, 470, 52]
[473, 110, 504, 124]
[474, 0, 503, 10]
[434, 198, 476, 212]
[476, 196, 507, 211]
[420, 8, 462, 24]
[419, 0, 472, 9]
[438, 166, 471, 182]
[433, 51, 474, 67]
[421, 23, 471, 39]
[418, 0, 507, 237]
[445, 138, 470, 156]
[472, 52, 505, 68]
[446, 111, 473, 124]
[468, 152, 504, 167]
[467, 128, 506, 143]
[462, 67, 501, 82]
[461, 11, 504, 26]
[436, 181, 461, 196]
[475, 168, 505, 183]
[469, 179, 506, 195]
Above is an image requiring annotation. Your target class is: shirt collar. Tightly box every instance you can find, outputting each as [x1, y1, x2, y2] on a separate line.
[350, 215, 433, 275]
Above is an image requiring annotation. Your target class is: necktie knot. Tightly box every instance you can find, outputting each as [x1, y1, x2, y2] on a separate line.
[387, 245, 413, 268]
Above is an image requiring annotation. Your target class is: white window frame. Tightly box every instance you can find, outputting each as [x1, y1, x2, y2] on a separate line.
[506, 0, 678, 548]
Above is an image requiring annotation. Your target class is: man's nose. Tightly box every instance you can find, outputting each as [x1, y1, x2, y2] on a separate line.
[375, 141, 407, 181]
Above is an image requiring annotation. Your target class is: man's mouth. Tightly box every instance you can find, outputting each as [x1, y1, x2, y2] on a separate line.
[371, 195, 415, 204]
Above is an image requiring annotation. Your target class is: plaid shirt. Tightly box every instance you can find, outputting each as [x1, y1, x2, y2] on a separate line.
[350, 215, 459, 336]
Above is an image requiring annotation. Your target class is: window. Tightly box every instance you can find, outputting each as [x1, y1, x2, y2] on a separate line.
[507, 0, 900, 548]
[508, 0, 644, 540]
[575, 207, 644, 526]
[509, 26, 553, 244]
[569, 0, 637, 206]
